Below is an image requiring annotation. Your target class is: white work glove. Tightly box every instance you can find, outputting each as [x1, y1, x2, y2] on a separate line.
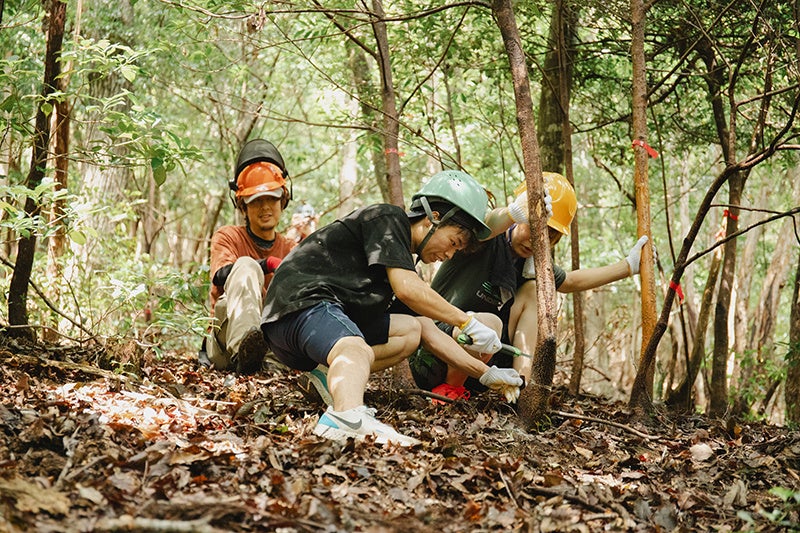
[544, 188, 553, 218]
[460, 314, 502, 354]
[626, 236, 649, 275]
[522, 256, 536, 279]
[508, 189, 554, 224]
[479, 366, 523, 403]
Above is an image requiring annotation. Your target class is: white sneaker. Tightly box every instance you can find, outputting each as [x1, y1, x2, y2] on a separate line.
[313, 405, 420, 447]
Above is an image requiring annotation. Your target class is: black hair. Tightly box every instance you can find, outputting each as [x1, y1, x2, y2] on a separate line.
[409, 200, 482, 252]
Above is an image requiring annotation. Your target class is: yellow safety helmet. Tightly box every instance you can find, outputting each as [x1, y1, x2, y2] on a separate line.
[514, 172, 577, 236]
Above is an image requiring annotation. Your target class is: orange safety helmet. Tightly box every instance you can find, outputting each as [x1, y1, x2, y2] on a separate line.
[235, 161, 287, 201]
[230, 139, 291, 208]
[514, 172, 577, 236]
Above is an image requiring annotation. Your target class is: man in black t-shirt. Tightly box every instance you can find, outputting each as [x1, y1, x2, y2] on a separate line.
[410, 173, 649, 401]
[261, 170, 524, 446]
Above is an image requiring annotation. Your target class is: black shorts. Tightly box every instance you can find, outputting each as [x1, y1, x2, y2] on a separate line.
[263, 301, 390, 371]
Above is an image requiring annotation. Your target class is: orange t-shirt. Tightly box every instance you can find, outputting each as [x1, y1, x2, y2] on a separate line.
[209, 225, 296, 312]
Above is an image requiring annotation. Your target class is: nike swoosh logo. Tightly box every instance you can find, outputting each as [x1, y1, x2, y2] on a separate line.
[326, 413, 362, 430]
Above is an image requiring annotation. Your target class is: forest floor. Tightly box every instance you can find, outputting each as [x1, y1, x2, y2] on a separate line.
[1, 336, 799, 533]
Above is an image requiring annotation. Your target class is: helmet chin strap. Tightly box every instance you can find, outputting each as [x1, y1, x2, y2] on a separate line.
[414, 196, 458, 259]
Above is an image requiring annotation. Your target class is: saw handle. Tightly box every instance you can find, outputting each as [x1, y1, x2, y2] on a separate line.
[457, 334, 530, 358]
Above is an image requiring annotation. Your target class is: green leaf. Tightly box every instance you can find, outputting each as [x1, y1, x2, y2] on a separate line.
[0, 95, 18, 111]
[151, 157, 167, 186]
[120, 65, 137, 82]
[769, 486, 798, 502]
[68, 229, 86, 245]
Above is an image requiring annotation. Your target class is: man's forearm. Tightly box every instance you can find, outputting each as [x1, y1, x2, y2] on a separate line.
[559, 260, 630, 293]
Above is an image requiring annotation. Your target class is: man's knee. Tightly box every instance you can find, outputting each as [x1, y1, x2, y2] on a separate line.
[396, 315, 422, 350]
[231, 256, 263, 281]
[329, 336, 375, 367]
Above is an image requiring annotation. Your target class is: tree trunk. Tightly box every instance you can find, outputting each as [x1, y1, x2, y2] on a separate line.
[442, 66, 462, 168]
[79, 0, 135, 256]
[191, 192, 225, 268]
[348, 42, 390, 203]
[363, 3, 409, 386]
[665, 241, 722, 410]
[734, 201, 798, 417]
[537, 1, 577, 174]
[1, 145, 21, 260]
[627, 0, 658, 411]
[493, 0, 557, 429]
[8, 0, 66, 335]
[536, 0, 585, 397]
[709, 174, 743, 416]
[369, 0, 403, 208]
[729, 186, 767, 392]
[136, 168, 162, 257]
[785, 249, 800, 424]
[339, 107, 359, 217]
[43, 3, 78, 342]
[43, 93, 70, 343]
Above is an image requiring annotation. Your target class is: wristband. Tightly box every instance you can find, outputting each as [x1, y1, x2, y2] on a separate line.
[458, 316, 472, 330]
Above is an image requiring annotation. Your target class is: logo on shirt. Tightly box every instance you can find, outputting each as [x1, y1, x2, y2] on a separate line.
[476, 281, 503, 309]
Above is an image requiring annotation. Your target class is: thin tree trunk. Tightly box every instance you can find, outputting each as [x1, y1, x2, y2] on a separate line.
[628, 0, 658, 411]
[538, 0, 585, 396]
[709, 8, 777, 414]
[8, 0, 66, 335]
[137, 168, 162, 257]
[537, 1, 576, 173]
[44, 0, 80, 342]
[370, 0, 403, 207]
[442, 66, 462, 168]
[710, 179, 742, 416]
[191, 192, 225, 267]
[730, 186, 767, 392]
[348, 42, 389, 203]
[665, 241, 722, 410]
[493, 0, 557, 429]
[789, 0, 800, 426]
[785, 249, 800, 424]
[734, 207, 797, 417]
[354, 6, 413, 386]
[534, 1, 584, 396]
[1, 146, 21, 260]
[43, 96, 70, 343]
[43, 18, 77, 341]
[339, 109, 359, 217]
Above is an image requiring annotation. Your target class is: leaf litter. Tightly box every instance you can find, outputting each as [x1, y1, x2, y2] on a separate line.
[1, 337, 798, 532]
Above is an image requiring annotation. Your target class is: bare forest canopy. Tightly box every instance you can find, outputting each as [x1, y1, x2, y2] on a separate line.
[1, 0, 800, 438]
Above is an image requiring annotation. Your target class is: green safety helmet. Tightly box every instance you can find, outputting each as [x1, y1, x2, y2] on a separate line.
[409, 170, 491, 240]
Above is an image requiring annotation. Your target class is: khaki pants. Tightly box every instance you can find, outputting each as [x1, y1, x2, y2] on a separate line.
[207, 257, 264, 370]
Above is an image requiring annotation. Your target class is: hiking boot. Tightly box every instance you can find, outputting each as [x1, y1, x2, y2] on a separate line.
[297, 365, 333, 406]
[431, 383, 471, 405]
[313, 405, 420, 447]
[234, 328, 268, 375]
